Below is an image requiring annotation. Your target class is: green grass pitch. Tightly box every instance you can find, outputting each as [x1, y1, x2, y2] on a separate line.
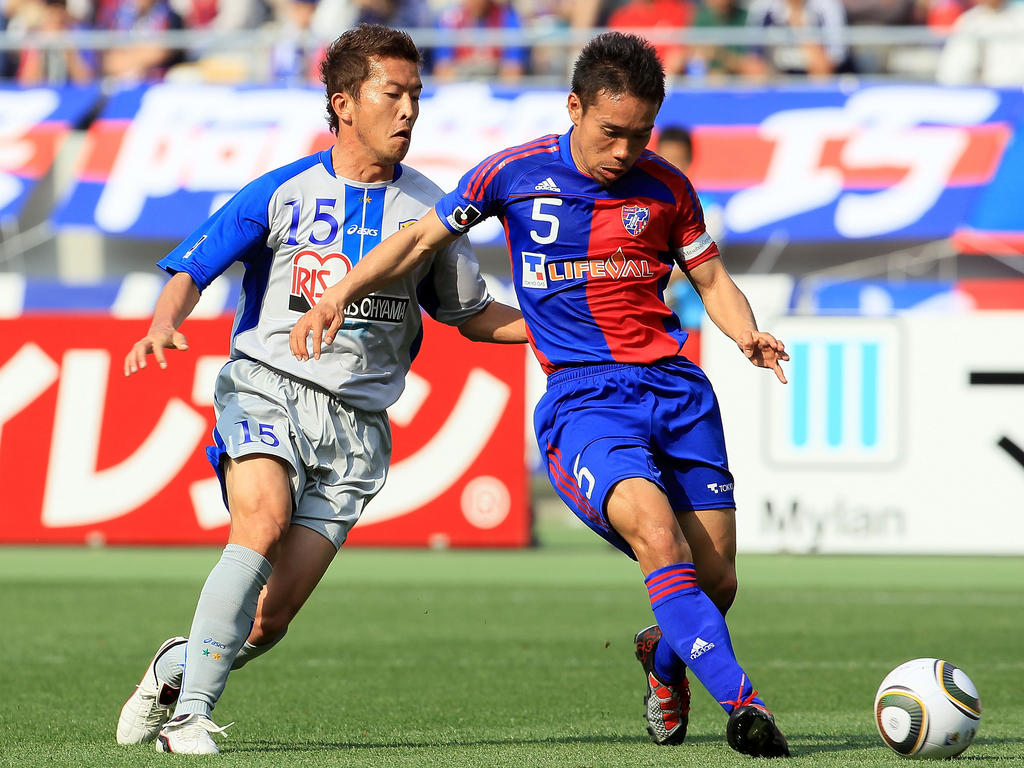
[1, 524, 1022, 767]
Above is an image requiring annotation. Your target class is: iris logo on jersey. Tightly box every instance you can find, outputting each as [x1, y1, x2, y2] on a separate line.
[521, 251, 546, 288]
[446, 203, 482, 232]
[621, 205, 650, 236]
[289, 250, 353, 313]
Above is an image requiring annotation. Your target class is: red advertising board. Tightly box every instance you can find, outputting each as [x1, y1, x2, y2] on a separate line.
[0, 316, 528, 547]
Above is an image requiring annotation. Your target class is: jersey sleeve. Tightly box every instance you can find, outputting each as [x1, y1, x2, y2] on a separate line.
[433, 151, 511, 236]
[157, 177, 273, 290]
[671, 174, 720, 271]
[416, 234, 493, 326]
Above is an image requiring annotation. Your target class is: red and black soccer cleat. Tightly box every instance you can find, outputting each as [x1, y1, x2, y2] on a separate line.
[634, 624, 690, 746]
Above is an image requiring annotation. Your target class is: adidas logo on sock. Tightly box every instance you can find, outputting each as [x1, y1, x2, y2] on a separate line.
[534, 177, 561, 192]
[690, 637, 715, 660]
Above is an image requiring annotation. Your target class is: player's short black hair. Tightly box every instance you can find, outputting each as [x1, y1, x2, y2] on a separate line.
[657, 125, 692, 152]
[570, 33, 665, 111]
[321, 24, 422, 135]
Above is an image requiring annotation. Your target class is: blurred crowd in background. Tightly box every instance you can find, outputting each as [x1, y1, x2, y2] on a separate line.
[1, 0, 1023, 87]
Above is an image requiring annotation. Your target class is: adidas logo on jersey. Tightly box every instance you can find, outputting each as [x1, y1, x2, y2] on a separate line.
[535, 177, 561, 193]
[690, 637, 715, 660]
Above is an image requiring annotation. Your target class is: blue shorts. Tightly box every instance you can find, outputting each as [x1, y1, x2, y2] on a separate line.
[535, 357, 735, 559]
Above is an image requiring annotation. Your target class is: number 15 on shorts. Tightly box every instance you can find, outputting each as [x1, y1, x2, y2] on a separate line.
[236, 419, 280, 447]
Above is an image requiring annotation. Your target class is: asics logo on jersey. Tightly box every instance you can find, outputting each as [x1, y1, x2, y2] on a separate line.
[690, 637, 715, 660]
[534, 177, 561, 193]
[289, 250, 354, 313]
[621, 205, 651, 236]
[446, 204, 482, 232]
[346, 225, 379, 236]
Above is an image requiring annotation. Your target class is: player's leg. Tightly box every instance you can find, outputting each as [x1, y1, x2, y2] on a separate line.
[607, 482, 787, 756]
[679, 507, 737, 615]
[637, 506, 738, 728]
[238, 523, 338, 663]
[536, 367, 696, 746]
[156, 455, 289, 754]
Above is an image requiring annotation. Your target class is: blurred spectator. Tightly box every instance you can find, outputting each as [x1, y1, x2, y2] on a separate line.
[746, 0, 855, 77]
[924, 0, 966, 27]
[353, 0, 430, 27]
[1, 0, 25, 77]
[268, 0, 320, 83]
[607, 0, 692, 75]
[655, 124, 724, 245]
[16, 0, 97, 84]
[656, 125, 706, 326]
[936, 0, 1024, 85]
[520, 0, 573, 76]
[656, 124, 692, 171]
[96, 0, 185, 81]
[171, 0, 267, 30]
[433, 0, 528, 82]
[843, 0, 914, 24]
[688, 0, 765, 77]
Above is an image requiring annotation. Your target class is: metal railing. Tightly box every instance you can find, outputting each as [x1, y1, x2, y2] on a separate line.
[0, 24, 996, 84]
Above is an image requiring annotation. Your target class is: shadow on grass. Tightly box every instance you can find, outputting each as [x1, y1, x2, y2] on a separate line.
[769, 732, 1024, 759]
[228, 732, 722, 754]
[225, 730, 1024, 758]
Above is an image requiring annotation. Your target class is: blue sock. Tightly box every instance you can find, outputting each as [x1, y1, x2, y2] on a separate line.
[653, 629, 687, 683]
[646, 563, 765, 713]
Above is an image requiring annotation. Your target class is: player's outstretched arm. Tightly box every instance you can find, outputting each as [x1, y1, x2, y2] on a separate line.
[686, 256, 789, 384]
[458, 301, 528, 344]
[124, 271, 200, 376]
[290, 210, 458, 361]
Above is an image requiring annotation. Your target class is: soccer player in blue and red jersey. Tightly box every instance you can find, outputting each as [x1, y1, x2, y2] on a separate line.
[291, 32, 791, 758]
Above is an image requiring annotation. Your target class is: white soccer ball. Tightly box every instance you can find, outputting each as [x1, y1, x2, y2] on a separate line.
[874, 658, 982, 759]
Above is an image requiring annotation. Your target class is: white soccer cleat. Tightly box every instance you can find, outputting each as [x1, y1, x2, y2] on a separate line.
[116, 636, 188, 745]
[155, 713, 234, 754]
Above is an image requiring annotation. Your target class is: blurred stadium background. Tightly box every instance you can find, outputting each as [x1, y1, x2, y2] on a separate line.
[1, 18, 1022, 551]
[2, 16, 1023, 766]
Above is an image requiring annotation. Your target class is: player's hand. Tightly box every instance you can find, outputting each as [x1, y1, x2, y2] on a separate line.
[124, 327, 189, 376]
[737, 329, 789, 384]
[290, 298, 345, 361]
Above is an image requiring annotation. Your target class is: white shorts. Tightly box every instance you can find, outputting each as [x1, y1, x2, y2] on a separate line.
[206, 358, 391, 549]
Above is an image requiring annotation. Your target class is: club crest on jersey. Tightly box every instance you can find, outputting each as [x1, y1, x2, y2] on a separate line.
[289, 250, 353, 313]
[621, 205, 650, 236]
[399, 219, 416, 229]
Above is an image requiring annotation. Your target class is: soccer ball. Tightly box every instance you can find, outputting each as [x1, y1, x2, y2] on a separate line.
[874, 658, 981, 758]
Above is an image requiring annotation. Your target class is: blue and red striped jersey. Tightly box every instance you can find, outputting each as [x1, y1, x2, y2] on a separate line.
[435, 129, 719, 374]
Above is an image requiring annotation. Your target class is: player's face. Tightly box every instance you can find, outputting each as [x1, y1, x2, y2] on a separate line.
[351, 56, 423, 166]
[567, 90, 659, 187]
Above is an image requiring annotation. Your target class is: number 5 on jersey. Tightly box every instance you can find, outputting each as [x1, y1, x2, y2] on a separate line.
[521, 198, 562, 289]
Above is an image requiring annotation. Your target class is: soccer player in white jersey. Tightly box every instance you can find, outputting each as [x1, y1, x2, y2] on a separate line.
[116, 24, 526, 755]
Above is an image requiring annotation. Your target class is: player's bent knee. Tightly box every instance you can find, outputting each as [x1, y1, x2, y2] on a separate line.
[249, 610, 290, 644]
[705, 569, 738, 613]
[228, 515, 290, 559]
[627, 524, 692, 571]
